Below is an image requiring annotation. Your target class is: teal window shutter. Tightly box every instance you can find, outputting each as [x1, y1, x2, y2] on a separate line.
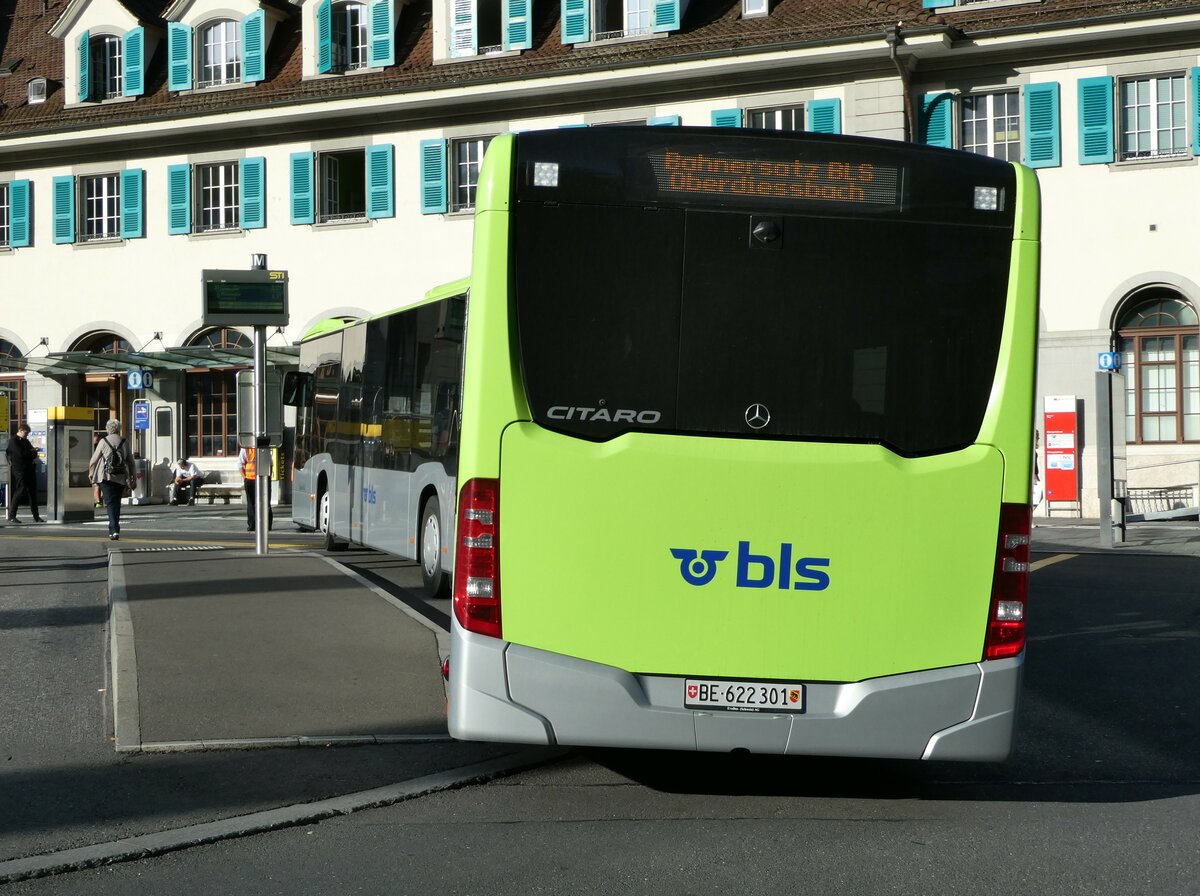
[419, 139, 448, 215]
[9, 180, 31, 248]
[316, 0, 332, 73]
[120, 169, 144, 239]
[1023, 82, 1060, 168]
[242, 11, 265, 83]
[53, 175, 75, 245]
[710, 108, 742, 127]
[561, 0, 588, 44]
[651, 0, 679, 33]
[1078, 76, 1114, 165]
[920, 92, 954, 147]
[123, 27, 144, 97]
[78, 31, 90, 102]
[649, 115, 681, 126]
[366, 144, 394, 219]
[503, 0, 532, 50]
[922, 0, 944, 8]
[167, 164, 191, 234]
[369, 0, 394, 66]
[168, 23, 193, 91]
[806, 98, 841, 134]
[290, 152, 315, 224]
[1192, 68, 1200, 155]
[240, 157, 266, 229]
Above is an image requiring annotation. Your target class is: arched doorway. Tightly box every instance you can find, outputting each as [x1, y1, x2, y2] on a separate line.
[74, 331, 134, 438]
[0, 339, 26, 437]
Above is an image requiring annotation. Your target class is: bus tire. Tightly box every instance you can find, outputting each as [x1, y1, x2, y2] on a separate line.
[320, 489, 347, 553]
[420, 497, 450, 598]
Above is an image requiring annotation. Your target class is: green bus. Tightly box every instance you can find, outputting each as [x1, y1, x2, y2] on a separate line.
[299, 126, 1039, 760]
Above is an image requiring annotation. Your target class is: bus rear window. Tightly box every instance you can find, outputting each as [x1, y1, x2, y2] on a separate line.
[512, 131, 1016, 457]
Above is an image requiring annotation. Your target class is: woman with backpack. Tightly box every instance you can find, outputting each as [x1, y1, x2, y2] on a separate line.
[88, 419, 132, 541]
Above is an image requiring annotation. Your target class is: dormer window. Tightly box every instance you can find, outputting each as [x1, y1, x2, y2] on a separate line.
[561, 0, 685, 44]
[82, 33, 122, 100]
[331, 2, 369, 72]
[198, 20, 241, 87]
[27, 77, 48, 104]
[168, 12, 265, 91]
[87, 33, 123, 98]
[315, 0, 394, 73]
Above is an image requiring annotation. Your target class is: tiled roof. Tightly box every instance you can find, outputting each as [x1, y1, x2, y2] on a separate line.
[2, 0, 1199, 139]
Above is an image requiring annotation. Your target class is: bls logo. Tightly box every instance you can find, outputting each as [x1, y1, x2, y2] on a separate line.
[670, 542, 831, 591]
[362, 486, 377, 505]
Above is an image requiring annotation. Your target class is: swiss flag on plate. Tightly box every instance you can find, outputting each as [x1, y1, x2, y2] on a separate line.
[687, 685, 699, 699]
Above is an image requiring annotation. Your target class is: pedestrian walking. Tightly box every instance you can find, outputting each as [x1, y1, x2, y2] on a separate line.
[5, 423, 43, 523]
[238, 445, 273, 532]
[89, 419, 132, 540]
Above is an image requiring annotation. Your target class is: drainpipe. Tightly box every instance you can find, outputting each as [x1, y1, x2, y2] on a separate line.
[885, 24, 916, 144]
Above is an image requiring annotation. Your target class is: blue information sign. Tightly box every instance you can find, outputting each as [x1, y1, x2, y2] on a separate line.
[133, 399, 151, 431]
[1098, 352, 1121, 371]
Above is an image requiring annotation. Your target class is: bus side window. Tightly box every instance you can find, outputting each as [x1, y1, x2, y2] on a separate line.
[282, 371, 314, 408]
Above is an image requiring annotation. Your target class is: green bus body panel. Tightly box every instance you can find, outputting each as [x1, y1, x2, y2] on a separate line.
[457, 134, 1040, 685]
[498, 430, 1003, 682]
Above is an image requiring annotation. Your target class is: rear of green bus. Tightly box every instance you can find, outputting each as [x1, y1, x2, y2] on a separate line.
[449, 127, 1038, 760]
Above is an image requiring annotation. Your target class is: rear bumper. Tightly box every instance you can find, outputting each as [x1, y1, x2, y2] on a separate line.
[448, 621, 1022, 761]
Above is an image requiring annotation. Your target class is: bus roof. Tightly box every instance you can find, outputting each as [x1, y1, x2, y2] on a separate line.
[299, 276, 470, 341]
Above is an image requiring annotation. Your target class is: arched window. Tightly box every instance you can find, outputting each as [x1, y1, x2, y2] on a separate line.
[1117, 289, 1200, 443]
[183, 329, 249, 457]
[73, 331, 133, 437]
[76, 332, 133, 354]
[0, 339, 26, 438]
[88, 34, 122, 99]
[199, 20, 241, 87]
[332, 2, 369, 72]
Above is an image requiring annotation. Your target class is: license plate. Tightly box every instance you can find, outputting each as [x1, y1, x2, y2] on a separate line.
[684, 679, 805, 713]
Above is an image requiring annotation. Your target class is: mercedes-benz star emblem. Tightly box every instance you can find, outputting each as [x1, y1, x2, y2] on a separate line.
[745, 403, 770, 430]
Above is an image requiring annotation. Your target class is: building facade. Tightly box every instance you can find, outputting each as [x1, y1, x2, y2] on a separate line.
[2, 0, 1200, 513]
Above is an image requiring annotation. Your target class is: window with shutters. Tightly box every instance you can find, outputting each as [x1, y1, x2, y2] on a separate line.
[1118, 291, 1200, 444]
[168, 158, 264, 235]
[450, 137, 493, 212]
[331, 2, 369, 71]
[594, 0, 653, 40]
[1119, 74, 1188, 162]
[87, 34, 122, 100]
[80, 174, 121, 242]
[961, 90, 1020, 160]
[198, 20, 241, 87]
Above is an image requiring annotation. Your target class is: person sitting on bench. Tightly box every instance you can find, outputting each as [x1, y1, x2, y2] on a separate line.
[169, 457, 203, 505]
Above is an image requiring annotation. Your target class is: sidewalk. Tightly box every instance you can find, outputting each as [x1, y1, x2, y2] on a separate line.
[1032, 516, 1200, 557]
[109, 547, 450, 752]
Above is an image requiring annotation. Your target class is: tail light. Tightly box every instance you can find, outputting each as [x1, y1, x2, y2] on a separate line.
[453, 478, 502, 639]
[984, 502, 1030, 660]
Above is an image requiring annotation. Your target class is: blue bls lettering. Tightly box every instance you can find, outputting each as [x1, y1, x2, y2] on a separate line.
[362, 486, 377, 505]
[736, 542, 830, 591]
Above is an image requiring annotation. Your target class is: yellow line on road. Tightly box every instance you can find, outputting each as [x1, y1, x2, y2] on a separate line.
[1030, 553, 1077, 571]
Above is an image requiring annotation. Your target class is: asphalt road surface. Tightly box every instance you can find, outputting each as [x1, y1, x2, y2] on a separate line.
[2, 511, 1198, 894]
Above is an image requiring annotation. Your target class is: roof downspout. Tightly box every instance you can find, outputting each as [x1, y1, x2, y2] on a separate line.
[885, 24, 916, 143]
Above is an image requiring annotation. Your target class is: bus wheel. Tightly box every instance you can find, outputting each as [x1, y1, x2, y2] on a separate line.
[420, 497, 450, 598]
[320, 490, 347, 553]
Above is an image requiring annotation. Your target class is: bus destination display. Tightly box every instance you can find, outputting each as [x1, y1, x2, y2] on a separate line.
[648, 150, 903, 208]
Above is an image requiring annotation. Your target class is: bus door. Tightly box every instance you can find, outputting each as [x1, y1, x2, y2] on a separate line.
[339, 324, 367, 543]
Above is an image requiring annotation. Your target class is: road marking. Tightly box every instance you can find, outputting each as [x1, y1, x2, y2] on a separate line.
[1030, 553, 1077, 571]
[0, 533, 313, 548]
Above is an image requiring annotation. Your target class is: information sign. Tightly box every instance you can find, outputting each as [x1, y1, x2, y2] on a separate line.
[1098, 352, 1121, 371]
[133, 399, 150, 431]
[1043, 395, 1079, 503]
[127, 370, 155, 390]
[202, 270, 289, 327]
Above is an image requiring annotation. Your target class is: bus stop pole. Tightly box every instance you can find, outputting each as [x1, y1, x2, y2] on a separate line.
[253, 324, 268, 555]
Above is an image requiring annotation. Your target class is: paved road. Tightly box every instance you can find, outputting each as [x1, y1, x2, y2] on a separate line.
[2, 512, 1198, 894]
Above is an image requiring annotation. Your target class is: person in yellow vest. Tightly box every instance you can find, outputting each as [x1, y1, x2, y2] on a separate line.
[237, 446, 273, 532]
